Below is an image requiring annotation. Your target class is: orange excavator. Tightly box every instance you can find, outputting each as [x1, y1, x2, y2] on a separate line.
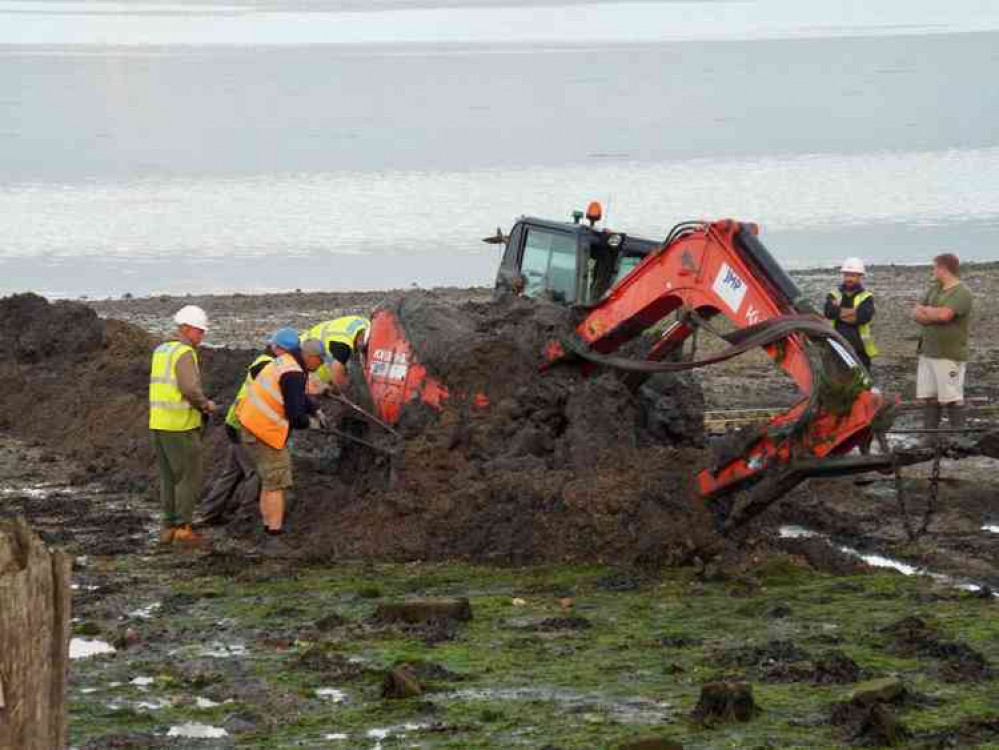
[362, 202, 898, 532]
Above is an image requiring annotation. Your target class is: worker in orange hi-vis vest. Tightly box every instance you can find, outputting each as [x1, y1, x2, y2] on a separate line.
[236, 333, 330, 537]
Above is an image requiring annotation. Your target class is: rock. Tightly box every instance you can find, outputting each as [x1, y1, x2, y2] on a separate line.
[831, 700, 909, 746]
[314, 613, 348, 632]
[381, 665, 423, 699]
[74, 621, 101, 637]
[374, 597, 472, 624]
[112, 627, 140, 650]
[849, 677, 905, 706]
[617, 738, 683, 750]
[532, 616, 592, 632]
[812, 650, 861, 684]
[691, 682, 760, 725]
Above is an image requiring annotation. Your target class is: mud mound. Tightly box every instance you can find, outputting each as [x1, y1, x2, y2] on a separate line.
[882, 616, 993, 683]
[386, 291, 573, 401]
[284, 292, 715, 564]
[0, 292, 104, 363]
[0, 294, 251, 492]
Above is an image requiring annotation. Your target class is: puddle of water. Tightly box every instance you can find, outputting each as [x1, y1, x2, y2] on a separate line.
[441, 687, 671, 724]
[166, 723, 228, 739]
[128, 602, 162, 620]
[777, 525, 816, 539]
[316, 688, 349, 703]
[135, 699, 170, 711]
[778, 525, 997, 596]
[69, 638, 115, 659]
[172, 641, 248, 659]
[324, 734, 349, 741]
[982, 525, 999, 533]
[364, 724, 429, 749]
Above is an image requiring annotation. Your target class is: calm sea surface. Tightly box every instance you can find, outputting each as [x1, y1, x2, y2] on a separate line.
[1, 0, 997, 296]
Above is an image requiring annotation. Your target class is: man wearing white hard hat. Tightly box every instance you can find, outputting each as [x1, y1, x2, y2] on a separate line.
[148, 305, 218, 548]
[824, 257, 879, 372]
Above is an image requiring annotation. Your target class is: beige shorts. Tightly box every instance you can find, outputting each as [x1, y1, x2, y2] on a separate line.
[240, 432, 293, 491]
[916, 356, 966, 404]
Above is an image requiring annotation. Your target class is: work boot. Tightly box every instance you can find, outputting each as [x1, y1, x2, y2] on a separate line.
[920, 402, 942, 448]
[172, 525, 207, 548]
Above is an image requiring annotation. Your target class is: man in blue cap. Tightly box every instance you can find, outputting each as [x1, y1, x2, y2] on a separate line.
[237, 332, 331, 535]
[199, 328, 301, 526]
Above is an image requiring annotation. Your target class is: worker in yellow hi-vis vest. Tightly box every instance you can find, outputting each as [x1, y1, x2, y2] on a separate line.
[301, 315, 370, 394]
[824, 257, 878, 373]
[149, 306, 217, 548]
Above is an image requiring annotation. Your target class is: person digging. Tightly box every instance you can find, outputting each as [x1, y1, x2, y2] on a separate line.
[236, 335, 330, 540]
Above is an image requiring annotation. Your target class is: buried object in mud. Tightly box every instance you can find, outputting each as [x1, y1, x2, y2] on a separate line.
[374, 597, 473, 624]
[690, 681, 760, 725]
[381, 665, 423, 699]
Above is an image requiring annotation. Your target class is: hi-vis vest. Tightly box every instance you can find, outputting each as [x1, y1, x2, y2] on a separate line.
[235, 353, 302, 449]
[149, 341, 202, 431]
[304, 315, 370, 384]
[225, 353, 275, 430]
[304, 316, 370, 352]
[830, 289, 880, 358]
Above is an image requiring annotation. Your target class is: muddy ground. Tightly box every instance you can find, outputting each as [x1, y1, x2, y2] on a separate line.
[1, 262, 998, 747]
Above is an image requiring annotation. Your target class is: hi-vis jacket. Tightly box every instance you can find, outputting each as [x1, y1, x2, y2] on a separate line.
[304, 315, 370, 353]
[224, 353, 275, 431]
[828, 289, 879, 358]
[235, 354, 303, 449]
[149, 341, 202, 431]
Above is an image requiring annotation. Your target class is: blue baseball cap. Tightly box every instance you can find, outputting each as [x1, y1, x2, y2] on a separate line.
[269, 327, 301, 351]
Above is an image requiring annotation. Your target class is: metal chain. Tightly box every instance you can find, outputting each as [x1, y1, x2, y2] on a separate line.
[878, 430, 916, 542]
[919, 441, 943, 536]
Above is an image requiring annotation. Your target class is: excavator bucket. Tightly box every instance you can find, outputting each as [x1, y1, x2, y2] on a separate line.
[363, 306, 449, 426]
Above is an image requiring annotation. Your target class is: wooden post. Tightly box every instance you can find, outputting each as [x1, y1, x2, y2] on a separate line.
[0, 518, 72, 750]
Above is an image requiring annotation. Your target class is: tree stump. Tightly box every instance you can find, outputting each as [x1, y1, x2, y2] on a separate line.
[0, 519, 72, 750]
[690, 681, 760, 725]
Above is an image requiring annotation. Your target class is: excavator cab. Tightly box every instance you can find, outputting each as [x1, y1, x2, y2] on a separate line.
[493, 208, 659, 306]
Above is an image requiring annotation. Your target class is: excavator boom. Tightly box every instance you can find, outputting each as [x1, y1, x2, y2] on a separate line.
[545, 219, 890, 500]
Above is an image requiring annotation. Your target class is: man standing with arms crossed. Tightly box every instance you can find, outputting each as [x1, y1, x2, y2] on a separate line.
[912, 253, 974, 434]
[149, 306, 217, 548]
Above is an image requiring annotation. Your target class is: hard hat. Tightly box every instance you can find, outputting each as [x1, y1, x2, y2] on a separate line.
[174, 305, 208, 331]
[269, 327, 301, 352]
[841, 257, 866, 275]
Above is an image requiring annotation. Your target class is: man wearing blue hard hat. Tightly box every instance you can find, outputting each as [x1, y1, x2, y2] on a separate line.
[237, 329, 332, 537]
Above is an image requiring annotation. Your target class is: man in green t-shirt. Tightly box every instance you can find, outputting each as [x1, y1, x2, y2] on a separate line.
[911, 253, 974, 432]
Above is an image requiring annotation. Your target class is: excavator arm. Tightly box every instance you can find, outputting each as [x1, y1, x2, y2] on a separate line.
[545, 219, 893, 506]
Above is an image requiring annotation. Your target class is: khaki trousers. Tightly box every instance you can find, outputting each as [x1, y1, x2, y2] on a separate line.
[152, 429, 203, 527]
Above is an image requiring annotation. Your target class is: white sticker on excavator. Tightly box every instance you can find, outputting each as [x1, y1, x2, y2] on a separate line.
[371, 349, 409, 382]
[712, 263, 748, 314]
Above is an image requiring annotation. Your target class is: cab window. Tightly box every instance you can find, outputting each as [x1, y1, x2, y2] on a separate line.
[521, 228, 578, 302]
[614, 254, 642, 285]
